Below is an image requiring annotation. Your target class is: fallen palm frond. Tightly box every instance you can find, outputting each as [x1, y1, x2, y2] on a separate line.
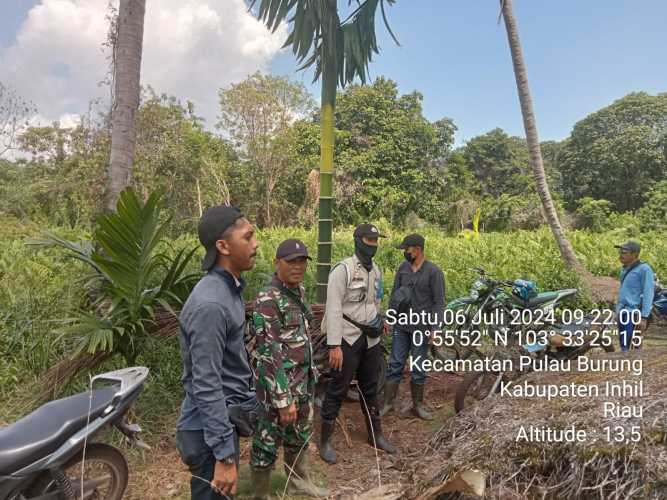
[29, 303, 329, 406]
[403, 348, 667, 499]
[21, 350, 111, 411]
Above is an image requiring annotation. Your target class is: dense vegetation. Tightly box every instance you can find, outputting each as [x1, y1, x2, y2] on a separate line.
[1, 76, 666, 432]
[1, 77, 666, 235]
[2, 215, 666, 422]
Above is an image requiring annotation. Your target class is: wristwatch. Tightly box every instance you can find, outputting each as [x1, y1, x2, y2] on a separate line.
[221, 454, 235, 465]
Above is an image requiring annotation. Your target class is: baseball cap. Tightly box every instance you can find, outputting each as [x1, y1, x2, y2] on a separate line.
[276, 239, 311, 261]
[396, 233, 425, 249]
[615, 240, 641, 253]
[353, 223, 386, 239]
[198, 205, 244, 271]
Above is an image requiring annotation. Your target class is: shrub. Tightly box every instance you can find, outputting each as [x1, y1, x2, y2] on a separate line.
[30, 189, 199, 365]
[573, 197, 614, 231]
[480, 194, 545, 232]
[638, 180, 667, 232]
[3, 217, 667, 421]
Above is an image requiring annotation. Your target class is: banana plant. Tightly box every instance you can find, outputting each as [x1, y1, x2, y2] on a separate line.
[252, 0, 398, 303]
[30, 189, 199, 365]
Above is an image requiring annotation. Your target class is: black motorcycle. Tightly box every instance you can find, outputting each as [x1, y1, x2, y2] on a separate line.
[453, 319, 615, 413]
[653, 276, 667, 323]
[0, 367, 149, 500]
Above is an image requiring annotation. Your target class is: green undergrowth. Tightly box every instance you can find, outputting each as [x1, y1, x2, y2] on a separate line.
[1, 216, 665, 426]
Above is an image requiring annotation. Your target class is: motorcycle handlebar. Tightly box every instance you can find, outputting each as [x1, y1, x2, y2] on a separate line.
[470, 267, 515, 289]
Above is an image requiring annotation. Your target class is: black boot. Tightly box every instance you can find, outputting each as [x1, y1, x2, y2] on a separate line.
[410, 382, 433, 420]
[379, 380, 399, 417]
[318, 418, 337, 464]
[363, 407, 397, 454]
[249, 466, 272, 500]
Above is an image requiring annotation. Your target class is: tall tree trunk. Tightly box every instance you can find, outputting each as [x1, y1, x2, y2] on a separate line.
[500, 0, 585, 273]
[195, 177, 203, 217]
[105, 0, 146, 212]
[315, 63, 337, 304]
[265, 175, 272, 228]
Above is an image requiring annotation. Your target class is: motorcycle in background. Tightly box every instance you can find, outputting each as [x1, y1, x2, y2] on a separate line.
[652, 276, 667, 324]
[431, 267, 580, 363]
[453, 319, 615, 413]
[424, 267, 615, 413]
[0, 367, 149, 500]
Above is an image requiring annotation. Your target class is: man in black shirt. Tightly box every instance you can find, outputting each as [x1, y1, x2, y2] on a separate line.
[381, 234, 445, 420]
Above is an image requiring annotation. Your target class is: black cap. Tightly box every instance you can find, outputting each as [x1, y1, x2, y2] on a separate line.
[276, 239, 311, 261]
[615, 240, 641, 253]
[198, 205, 244, 271]
[353, 223, 385, 239]
[396, 233, 425, 249]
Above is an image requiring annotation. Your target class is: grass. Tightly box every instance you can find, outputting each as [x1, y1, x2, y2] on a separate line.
[1, 216, 664, 498]
[122, 435, 329, 499]
[1, 218, 666, 423]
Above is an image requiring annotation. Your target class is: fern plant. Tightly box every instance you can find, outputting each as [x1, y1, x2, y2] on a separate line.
[30, 189, 199, 365]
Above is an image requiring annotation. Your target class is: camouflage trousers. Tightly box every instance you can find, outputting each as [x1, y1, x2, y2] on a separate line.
[250, 397, 314, 469]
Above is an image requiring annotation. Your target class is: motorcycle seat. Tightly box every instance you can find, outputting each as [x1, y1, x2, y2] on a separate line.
[515, 289, 577, 308]
[527, 293, 559, 306]
[0, 386, 117, 475]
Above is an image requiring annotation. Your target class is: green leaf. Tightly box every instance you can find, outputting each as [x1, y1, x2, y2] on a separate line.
[40, 187, 199, 361]
[253, 0, 398, 88]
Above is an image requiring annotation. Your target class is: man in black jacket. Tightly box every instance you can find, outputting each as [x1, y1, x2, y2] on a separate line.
[381, 233, 445, 420]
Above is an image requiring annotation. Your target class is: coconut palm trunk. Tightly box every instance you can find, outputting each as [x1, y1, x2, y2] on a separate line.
[500, 0, 584, 273]
[315, 62, 337, 303]
[105, 0, 146, 212]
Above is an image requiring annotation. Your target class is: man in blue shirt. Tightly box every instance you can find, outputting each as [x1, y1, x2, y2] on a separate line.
[176, 205, 261, 499]
[615, 240, 655, 352]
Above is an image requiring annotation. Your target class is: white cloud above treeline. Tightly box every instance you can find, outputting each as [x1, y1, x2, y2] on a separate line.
[0, 0, 287, 128]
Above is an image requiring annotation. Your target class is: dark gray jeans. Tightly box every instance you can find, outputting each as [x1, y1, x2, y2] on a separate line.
[176, 400, 262, 500]
[176, 429, 236, 500]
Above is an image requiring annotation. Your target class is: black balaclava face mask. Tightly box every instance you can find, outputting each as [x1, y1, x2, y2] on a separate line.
[354, 236, 377, 271]
[404, 250, 416, 263]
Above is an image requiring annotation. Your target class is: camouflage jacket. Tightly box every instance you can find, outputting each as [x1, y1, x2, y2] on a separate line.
[251, 275, 318, 409]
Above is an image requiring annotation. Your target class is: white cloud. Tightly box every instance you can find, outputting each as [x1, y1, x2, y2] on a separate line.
[0, 0, 287, 128]
[24, 113, 81, 129]
[57, 112, 82, 129]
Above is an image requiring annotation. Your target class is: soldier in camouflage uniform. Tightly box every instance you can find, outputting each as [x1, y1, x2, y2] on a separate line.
[249, 239, 330, 500]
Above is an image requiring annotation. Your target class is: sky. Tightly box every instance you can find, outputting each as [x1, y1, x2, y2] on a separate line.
[1, 0, 666, 145]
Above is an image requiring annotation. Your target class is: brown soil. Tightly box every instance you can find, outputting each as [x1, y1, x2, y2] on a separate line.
[585, 275, 619, 304]
[122, 326, 667, 499]
[313, 371, 460, 498]
[122, 371, 461, 499]
[17, 328, 667, 499]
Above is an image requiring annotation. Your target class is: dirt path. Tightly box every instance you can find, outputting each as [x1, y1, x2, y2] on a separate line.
[123, 326, 667, 498]
[124, 371, 461, 499]
[311, 371, 460, 498]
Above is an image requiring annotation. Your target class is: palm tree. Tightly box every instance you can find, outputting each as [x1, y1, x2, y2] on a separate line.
[253, 0, 398, 303]
[499, 0, 585, 273]
[105, 0, 146, 212]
